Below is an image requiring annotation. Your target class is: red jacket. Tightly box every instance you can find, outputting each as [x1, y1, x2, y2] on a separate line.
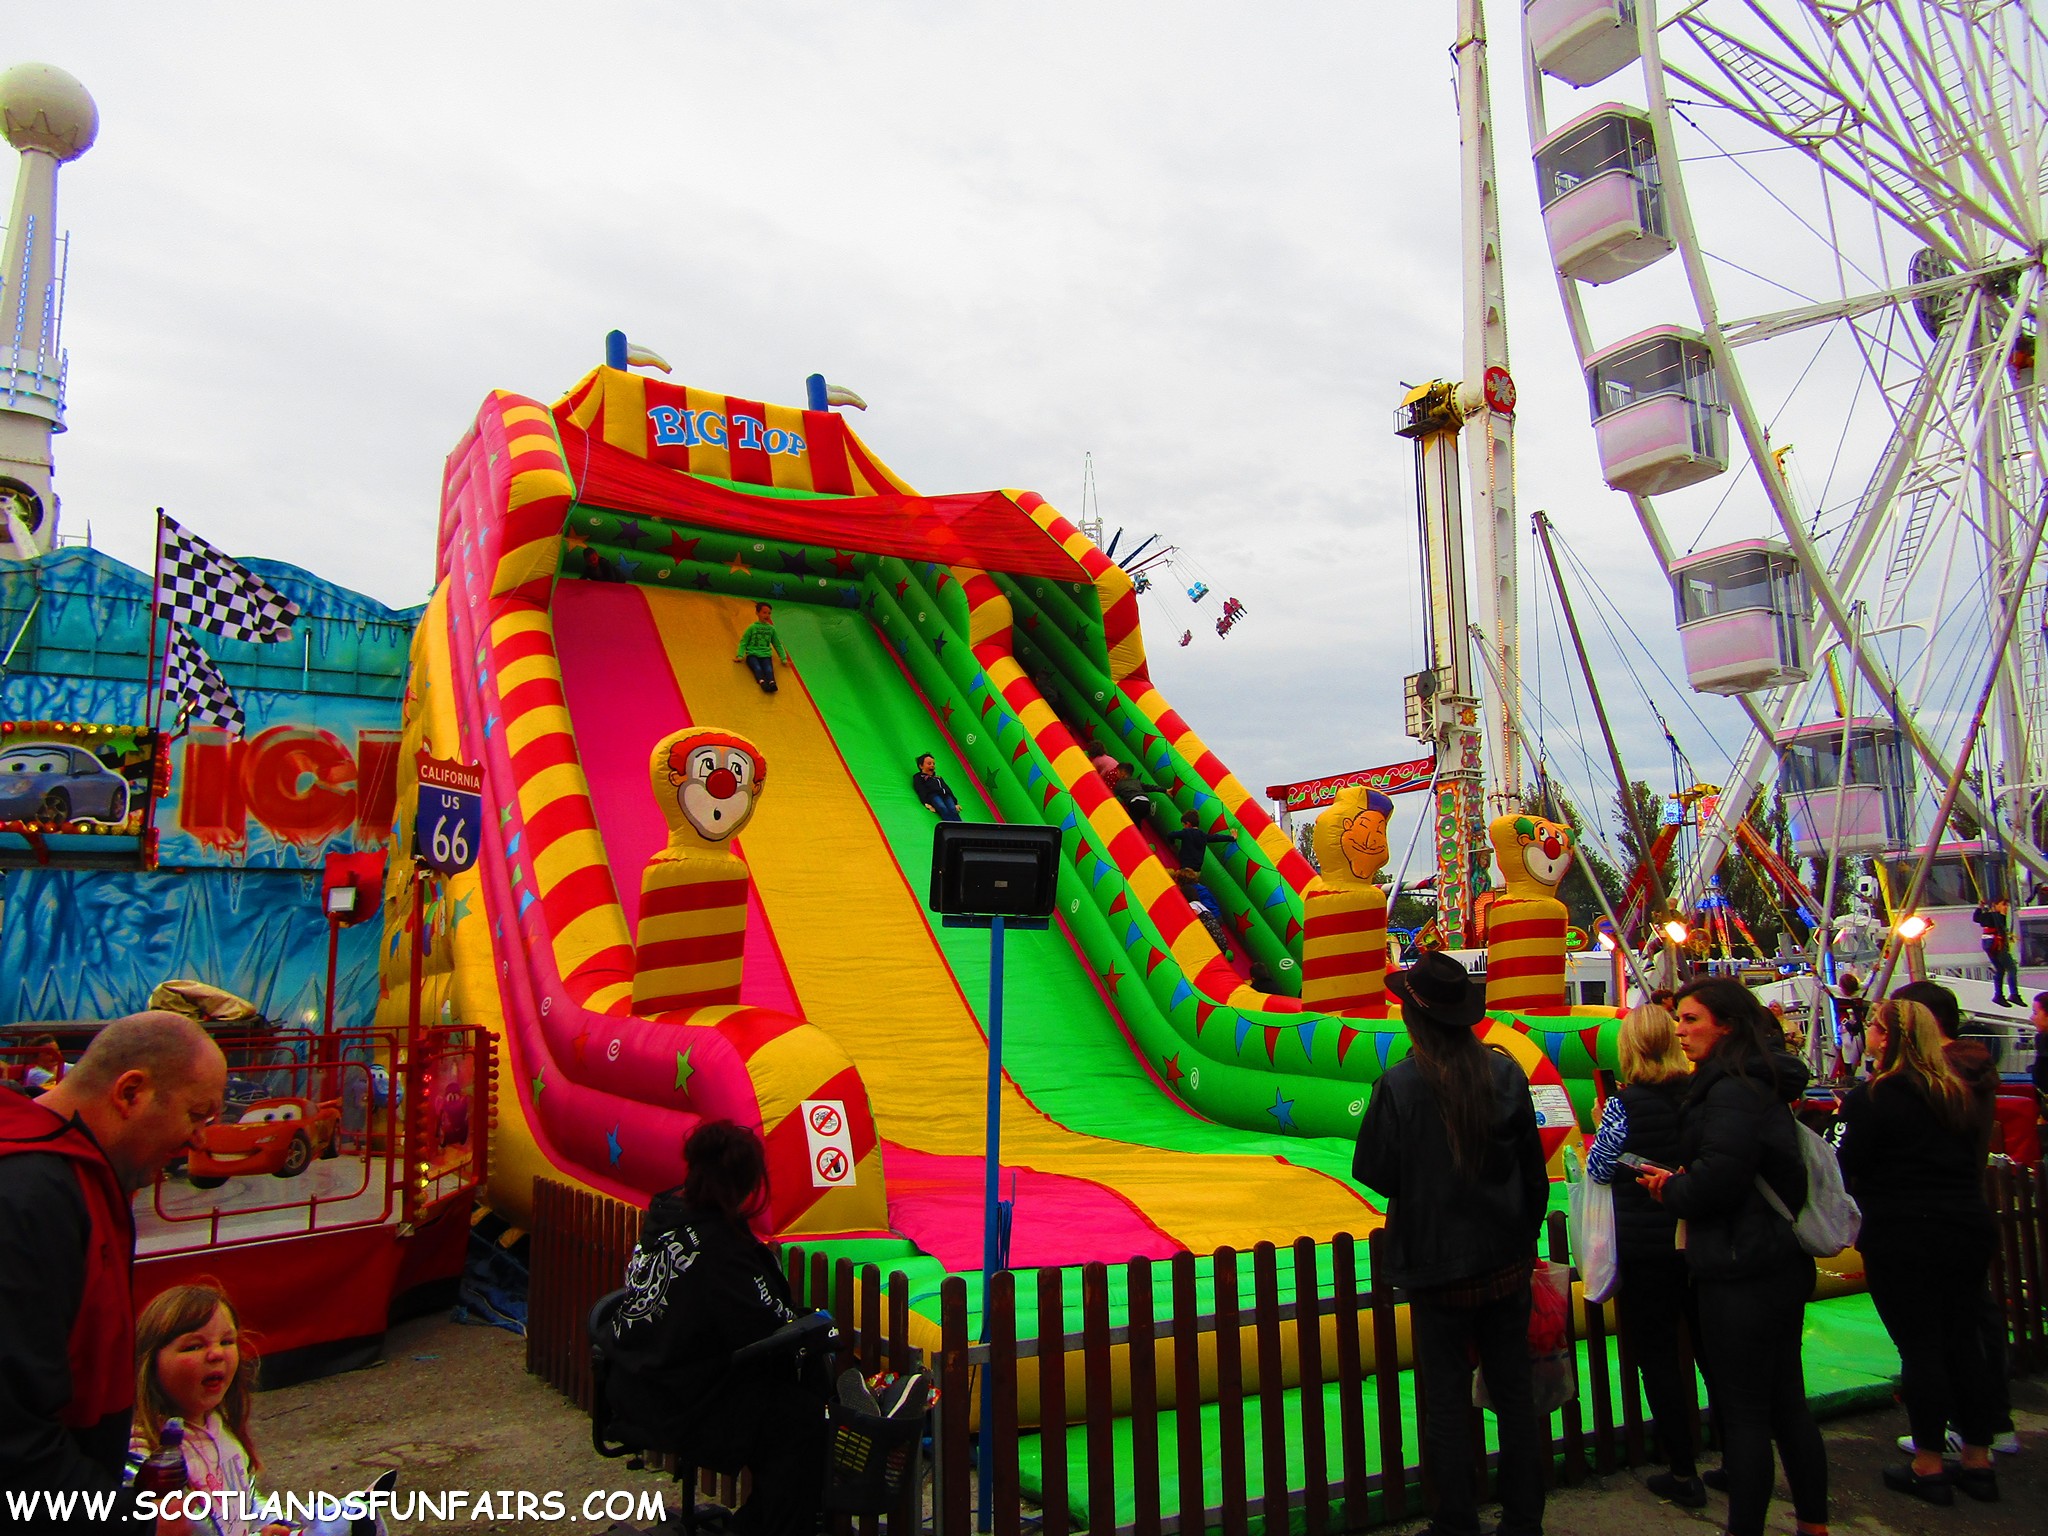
[0, 1091, 137, 1460]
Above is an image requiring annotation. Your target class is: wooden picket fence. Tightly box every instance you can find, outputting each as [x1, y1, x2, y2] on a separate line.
[528, 1161, 2048, 1534]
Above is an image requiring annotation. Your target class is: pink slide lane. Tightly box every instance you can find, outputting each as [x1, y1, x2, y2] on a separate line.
[550, 579, 1169, 1270]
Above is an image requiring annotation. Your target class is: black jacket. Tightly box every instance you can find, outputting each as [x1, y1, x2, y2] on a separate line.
[1168, 825, 1234, 868]
[1612, 1079, 1686, 1262]
[1352, 1047, 1548, 1291]
[1836, 1074, 1992, 1248]
[1661, 1050, 1809, 1283]
[911, 771, 956, 812]
[601, 1194, 800, 1462]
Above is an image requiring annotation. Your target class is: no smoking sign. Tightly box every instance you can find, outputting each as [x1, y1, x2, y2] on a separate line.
[800, 1098, 856, 1190]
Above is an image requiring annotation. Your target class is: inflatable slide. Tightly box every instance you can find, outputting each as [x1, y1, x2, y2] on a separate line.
[376, 366, 1616, 1273]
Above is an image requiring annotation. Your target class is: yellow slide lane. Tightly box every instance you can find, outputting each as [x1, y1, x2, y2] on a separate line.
[647, 587, 1368, 1251]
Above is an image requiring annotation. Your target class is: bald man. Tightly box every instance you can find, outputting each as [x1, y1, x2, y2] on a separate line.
[0, 1012, 225, 1514]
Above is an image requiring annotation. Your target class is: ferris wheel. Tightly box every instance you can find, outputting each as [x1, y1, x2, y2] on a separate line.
[1517, 1, 2048, 938]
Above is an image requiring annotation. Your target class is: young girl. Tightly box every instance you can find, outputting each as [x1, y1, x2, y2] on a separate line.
[130, 1283, 287, 1536]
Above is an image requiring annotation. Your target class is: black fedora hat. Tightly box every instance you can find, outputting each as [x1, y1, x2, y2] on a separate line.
[1387, 951, 1488, 1030]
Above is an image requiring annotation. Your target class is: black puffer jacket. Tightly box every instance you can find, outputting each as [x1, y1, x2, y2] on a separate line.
[1662, 1050, 1810, 1283]
[600, 1192, 801, 1461]
[1352, 1047, 1548, 1291]
[1612, 1078, 1686, 1261]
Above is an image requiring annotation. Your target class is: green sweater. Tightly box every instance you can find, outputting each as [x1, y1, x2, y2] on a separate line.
[735, 621, 789, 663]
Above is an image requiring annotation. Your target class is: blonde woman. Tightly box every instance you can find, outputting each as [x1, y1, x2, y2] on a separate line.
[1586, 1005, 1703, 1507]
[1838, 999, 2000, 1505]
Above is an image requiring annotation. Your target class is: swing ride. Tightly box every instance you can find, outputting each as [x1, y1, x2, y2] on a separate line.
[1076, 452, 1251, 650]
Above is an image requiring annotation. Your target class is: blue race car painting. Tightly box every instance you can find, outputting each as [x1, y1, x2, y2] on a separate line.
[0, 742, 131, 825]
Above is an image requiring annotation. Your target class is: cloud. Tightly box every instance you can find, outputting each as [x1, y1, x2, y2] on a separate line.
[11, 2, 1772, 815]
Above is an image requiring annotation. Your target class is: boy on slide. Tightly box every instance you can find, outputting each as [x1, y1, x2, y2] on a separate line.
[734, 602, 789, 694]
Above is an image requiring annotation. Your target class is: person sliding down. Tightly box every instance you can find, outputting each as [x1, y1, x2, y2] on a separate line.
[912, 754, 961, 822]
[733, 602, 788, 694]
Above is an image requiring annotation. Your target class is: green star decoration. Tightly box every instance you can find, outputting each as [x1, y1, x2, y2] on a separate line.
[674, 1047, 695, 1093]
[530, 1068, 545, 1105]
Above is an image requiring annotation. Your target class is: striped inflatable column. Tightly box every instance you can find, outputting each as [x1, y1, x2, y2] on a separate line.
[1302, 787, 1392, 1016]
[1301, 891, 1389, 1015]
[1482, 813, 1575, 1016]
[632, 727, 768, 1013]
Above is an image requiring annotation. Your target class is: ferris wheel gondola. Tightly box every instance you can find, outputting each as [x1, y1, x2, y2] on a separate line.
[1519, 1, 2048, 953]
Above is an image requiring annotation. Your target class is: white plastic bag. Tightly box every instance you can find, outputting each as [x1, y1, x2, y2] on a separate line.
[1569, 1175, 1621, 1304]
[1755, 1121, 1861, 1257]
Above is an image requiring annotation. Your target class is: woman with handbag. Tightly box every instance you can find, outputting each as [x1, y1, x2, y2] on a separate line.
[1353, 952, 1550, 1536]
[1638, 979, 1828, 1536]
[1838, 998, 2000, 1504]
[1585, 1004, 1703, 1506]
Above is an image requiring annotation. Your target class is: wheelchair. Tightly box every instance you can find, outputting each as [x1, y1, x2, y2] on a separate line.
[588, 1291, 929, 1532]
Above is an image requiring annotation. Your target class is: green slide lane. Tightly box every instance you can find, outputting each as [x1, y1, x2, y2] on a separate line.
[778, 599, 1363, 1187]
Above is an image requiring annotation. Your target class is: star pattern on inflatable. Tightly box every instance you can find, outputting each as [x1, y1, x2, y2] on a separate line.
[674, 1047, 695, 1094]
[1161, 1052, 1184, 1086]
[668, 532, 699, 562]
[606, 1124, 623, 1167]
[728, 552, 750, 575]
[829, 551, 857, 576]
[1266, 1090, 1297, 1131]
[530, 1069, 545, 1105]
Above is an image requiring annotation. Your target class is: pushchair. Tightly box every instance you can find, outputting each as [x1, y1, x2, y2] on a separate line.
[588, 1293, 932, 1532]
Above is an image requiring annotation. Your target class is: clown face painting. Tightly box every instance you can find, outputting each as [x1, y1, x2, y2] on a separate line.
[662, 729, 767, 844]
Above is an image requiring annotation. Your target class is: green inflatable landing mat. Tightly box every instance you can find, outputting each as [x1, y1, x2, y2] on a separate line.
[1014, 1293, 1901, 1532]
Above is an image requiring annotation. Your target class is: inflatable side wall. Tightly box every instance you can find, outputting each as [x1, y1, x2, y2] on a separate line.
[374, 393, 886, 1232]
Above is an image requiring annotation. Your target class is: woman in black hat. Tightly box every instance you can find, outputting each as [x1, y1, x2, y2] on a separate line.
[1353, 952, 1549, 1536]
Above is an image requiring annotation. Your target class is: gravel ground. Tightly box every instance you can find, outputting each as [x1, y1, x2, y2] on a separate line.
[254, 1313, 2046, 1536]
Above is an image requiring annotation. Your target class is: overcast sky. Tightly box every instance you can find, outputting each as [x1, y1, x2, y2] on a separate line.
[12, 3, 1778, 853]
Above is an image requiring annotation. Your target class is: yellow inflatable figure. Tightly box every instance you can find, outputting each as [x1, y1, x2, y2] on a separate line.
[632, 727, 767, 1013]
[1302, 787, 1393, 1015]
[1484, 813, 1575, 1015]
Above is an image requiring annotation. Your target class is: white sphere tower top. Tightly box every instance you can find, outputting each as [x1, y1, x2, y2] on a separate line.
[0, 61, 97, 559]
[1, 62, 99, 160]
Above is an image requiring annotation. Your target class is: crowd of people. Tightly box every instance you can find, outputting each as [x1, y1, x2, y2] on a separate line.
[1577, 974, 2021, 1532]
[0, 955, 2038, 1536]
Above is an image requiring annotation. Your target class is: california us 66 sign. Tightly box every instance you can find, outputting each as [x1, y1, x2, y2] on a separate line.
[414, 753, 483, 876]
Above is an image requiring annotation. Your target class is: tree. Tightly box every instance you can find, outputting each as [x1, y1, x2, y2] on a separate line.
[1714, 786, 1796, 956]
[1553, 794, 1625, 935]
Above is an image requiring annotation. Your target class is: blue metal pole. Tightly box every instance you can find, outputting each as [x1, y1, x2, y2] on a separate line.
[976, 913, 1005, 1530]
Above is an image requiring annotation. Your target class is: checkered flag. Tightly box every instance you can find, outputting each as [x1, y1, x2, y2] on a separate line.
[163, 625, 245, 734]
[157, 515, 301, 643]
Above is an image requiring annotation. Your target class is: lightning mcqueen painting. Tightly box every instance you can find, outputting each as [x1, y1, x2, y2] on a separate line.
[187, 1096, 342, 1188]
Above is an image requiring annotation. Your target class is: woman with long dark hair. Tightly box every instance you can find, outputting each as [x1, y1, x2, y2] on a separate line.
[1354, 952, 1548, 1536]
[602, 1121, 825, 1536]
[1839, 999, 2000, 1503]
[1638, 978, 1828, 1536]
[1585, 1004, 1702, 1505]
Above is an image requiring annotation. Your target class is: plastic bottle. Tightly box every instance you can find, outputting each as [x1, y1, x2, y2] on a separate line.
[134, 1417, 187, 1494]
[1562, 1145, 1582, 1185]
